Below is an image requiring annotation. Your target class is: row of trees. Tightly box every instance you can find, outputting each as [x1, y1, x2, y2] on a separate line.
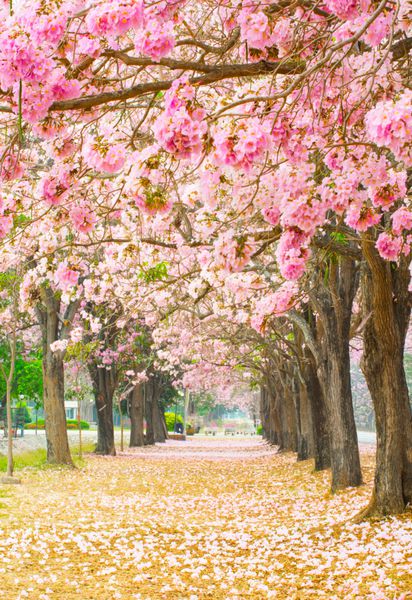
[0, 0, 410, 516]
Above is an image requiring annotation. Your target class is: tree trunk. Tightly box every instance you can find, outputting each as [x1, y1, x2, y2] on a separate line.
[152, 391, 167, 443]
[260, 386, 270, 441]
[296, 376, 314, 461]
[129, 384, 145, 447]
[280, 378, 298, 452]
[42, 349, 73, 465]
[360, 246, 412, 515]
[144, 379, 155, 445]
[302, 349, 330, 471]
[89, 365, 116, 456]
[312, 258, 362, 491]
[36, 290, 73, 466]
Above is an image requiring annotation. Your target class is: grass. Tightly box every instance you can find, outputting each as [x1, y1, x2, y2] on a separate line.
[0, 448, 47, 472]
[0, 442, 97, 473]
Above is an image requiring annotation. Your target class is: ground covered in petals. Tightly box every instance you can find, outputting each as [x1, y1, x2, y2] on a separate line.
[0, 438, 411, 599]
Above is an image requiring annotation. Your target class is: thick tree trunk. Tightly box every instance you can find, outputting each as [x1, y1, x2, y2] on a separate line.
[280, 378, 298, 452]
[296, 377, 314, 461]
[89, 365, 116, 456]
[292, 257, 361, 489]
[42, 349, 73, 465]
[129, 384, 145, 447]
[266, 375, 282, 446]
[260, 386, 270, 441]
[302, 350, 330, 471]
[312, 258, 362, 491]
[144, 379, 155, 445]
[36, 290, 73, 466]
[319, 338, 361, 490]
[144, 376, 167, 444]
[151, 378, 167, 443]
[360, 247, 412, 516]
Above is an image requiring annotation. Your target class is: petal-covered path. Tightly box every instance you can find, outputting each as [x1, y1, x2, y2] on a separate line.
[0, 438, 411, 600]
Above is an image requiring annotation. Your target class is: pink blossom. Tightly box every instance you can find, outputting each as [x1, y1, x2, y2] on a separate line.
[83, 137, 126, 173]
[54, 262, 79, 291]
[85, 1, 144, 37]
[376, 232, 402, 261]
[70, 204, 97, 233]
[134, 20, 175, 60]
[392, 208, 412, 236]
[153, 81, 207, 158]
[238, 10, 273, 51]
[345, 203, 381, 231]
[365, 91, 412, 166]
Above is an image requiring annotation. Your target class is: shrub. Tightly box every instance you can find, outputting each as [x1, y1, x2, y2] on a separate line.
[25, 419, 90, 430]
[164, 411, 183, 432]
[257, 425, 263, 435]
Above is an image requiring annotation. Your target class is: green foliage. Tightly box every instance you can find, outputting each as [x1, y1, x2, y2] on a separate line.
[0, 343, 43, 404]
[138, 261, 168, 283]
[330, 231, 348, 245]
[164, 411, 183, 432]
[257, 425, 263, 435]
[25, 419, 90, 430]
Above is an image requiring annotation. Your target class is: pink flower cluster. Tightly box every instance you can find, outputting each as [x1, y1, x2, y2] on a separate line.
[323, 0, 365, 21]
[83, 136, 126, 173]
[212, 119, 271, 171]
[214, 232, 254, 273]
[54, 262, 79, 291]
[134, 19, 175, 60]
[20, 6, 67, 46]
[70, 204, 97, 234]
[85, 0, 144, 37]
[276, 230, 311, 280]
[345, 203, 381, 231]
[0, 153, 24, 182]
[39, 166, 72, 206]
[153, 79, 207, 159]
[0, 193, 15, 239]
[365, 91, 412, 166]
[238, 9, 274, 51]
[281, 197, 328, 236]
[376, 232, 403, 261]
[392, 207, 412, 236]
[250, 282, 297, 332]
[0, 24, 53, 89]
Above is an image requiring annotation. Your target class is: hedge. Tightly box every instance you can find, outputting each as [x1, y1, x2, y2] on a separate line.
[25, 419, 90, 430]
[164, 412, 183, 432]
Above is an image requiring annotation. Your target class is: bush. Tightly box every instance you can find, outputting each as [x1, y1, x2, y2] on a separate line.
[25, 419, 90, 430]
[164, 412, 183, 432]
[257, 425, 263, 435]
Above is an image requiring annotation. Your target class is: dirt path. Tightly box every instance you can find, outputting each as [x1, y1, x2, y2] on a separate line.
[0, 439, 411, 599]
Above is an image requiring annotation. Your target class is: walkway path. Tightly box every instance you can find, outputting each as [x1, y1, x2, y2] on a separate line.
[0, 429, 377, 456]
[0, 439, 411, 599]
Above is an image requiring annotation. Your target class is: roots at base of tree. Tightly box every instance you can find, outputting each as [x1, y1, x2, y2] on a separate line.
[94, 447, 116, 456]
[354, 491, 409, 522]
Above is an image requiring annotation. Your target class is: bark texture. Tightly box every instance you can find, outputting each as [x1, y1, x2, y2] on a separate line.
[36, 287, 75, 466]
[360, 245, 412, 515]
[129, 383, 145, 447]
[89, 364, 116, 456]
[313, 258, 362, 491]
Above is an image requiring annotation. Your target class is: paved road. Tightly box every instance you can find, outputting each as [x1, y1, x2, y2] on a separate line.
[2, 428, 377, 456]
[357, 430, 376, 446]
